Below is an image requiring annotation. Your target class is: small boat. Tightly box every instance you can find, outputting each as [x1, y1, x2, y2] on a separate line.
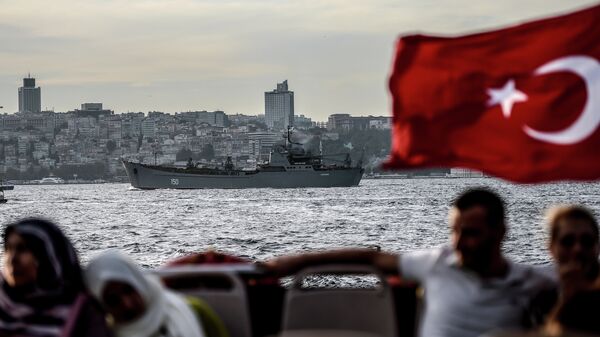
[37, 177, 65, 184]
[0, 179, 13, 203]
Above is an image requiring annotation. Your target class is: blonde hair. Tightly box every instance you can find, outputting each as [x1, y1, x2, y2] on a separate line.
[546, 205, 598, 243]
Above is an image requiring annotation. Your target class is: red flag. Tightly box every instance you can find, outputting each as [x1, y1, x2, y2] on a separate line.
[385, 4, 600, 183]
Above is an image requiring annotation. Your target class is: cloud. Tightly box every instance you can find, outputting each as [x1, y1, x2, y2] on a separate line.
[0, 0, 596, 118]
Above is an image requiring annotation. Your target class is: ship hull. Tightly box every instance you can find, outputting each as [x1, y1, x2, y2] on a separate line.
[123, 161, 363, 189]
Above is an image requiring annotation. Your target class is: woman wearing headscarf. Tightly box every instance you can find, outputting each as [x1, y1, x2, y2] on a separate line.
[0, 218, 111, 337]
[85, 249, 206, 337]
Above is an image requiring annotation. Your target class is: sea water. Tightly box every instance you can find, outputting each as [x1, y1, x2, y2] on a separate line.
[1, 178, 599, 268]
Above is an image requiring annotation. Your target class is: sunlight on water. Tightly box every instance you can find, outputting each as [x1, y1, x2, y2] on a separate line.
[1, 178, 599, 268]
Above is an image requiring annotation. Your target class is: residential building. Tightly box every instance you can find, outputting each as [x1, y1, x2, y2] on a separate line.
[327, 114, 392, 131]
[327, 114, 353, 131]
[72, 103, 114, 119]
[198, 110, 227, 127]
[247, 131, 281, 161]
[141, 118, 156, 138]
[121, 112, 144, 138]
[294, 114, 313, 129]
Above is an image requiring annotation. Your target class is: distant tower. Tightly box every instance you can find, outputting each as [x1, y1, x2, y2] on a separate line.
[265, 80, 294, 130]
[18, 75, 41, 113]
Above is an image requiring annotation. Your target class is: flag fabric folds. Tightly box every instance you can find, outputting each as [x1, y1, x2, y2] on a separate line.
[385, 4, 600, 183]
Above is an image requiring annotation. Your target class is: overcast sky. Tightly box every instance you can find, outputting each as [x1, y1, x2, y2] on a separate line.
[0, 0, 596, 121]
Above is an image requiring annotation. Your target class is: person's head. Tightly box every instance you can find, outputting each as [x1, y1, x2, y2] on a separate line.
[101, 280, 146, 324]
[3, 229, 38, 287]
[2, 218, 82, 297]
[450, 188, 506, 272]
[85, 250, 157, 325]
[548, 205, 599, 277]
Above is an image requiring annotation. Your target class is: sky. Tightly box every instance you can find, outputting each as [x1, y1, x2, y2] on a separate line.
[0, 0, 597, 121]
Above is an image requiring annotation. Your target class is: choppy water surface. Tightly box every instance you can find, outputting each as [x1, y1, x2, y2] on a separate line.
[1, 179, 599, 268]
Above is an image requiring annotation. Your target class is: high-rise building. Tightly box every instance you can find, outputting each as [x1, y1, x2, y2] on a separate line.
[18, 76, 41, 113]
[265, 80, 294, 131]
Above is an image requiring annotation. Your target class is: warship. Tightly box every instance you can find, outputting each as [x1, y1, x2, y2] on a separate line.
[123, 129, 364, 189]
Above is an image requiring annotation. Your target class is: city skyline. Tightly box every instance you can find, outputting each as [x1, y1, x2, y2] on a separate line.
[0, 0, 596, 120]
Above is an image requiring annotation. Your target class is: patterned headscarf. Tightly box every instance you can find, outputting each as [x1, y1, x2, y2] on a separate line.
[0, 218, 85, 336]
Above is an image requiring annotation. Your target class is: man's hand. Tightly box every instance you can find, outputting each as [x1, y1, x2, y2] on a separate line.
[559, 262, 594, 300]
[259, 249, 400, 278]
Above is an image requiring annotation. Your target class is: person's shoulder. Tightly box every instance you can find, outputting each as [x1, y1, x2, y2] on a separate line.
[510, 262, 558, 289]
[428, 244, 456, 265]
[531, 264, 558, 282]
[437, 244, 454, 256]
[399, 245, 450, 280]
[63, 293, 114, 337]
[416, 244, 451, 256]
[403, 245, 449, 262]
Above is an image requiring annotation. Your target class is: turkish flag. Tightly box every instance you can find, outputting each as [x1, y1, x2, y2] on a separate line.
[385, 4, 600, 183]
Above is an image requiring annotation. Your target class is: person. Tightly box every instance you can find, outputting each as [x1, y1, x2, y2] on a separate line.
[0, 218, 111, 337]
[542, 206, 600, 336]
[264, 188, 556, 337]
[547, 205, 600, 298]
[85, 249, 206, 337]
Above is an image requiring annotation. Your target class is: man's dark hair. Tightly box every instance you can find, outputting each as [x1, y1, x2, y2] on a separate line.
[453, 188, 505, 228]
[548, 205, 599, 243]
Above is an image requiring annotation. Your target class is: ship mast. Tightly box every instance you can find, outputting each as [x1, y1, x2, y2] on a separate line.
[319, 138, 323, 156]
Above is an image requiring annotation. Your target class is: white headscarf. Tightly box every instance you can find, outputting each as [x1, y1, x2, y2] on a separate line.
[85, 250, 205, 337]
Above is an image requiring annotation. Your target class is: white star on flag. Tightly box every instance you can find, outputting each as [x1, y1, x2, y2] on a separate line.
[487, 79, 528, 118]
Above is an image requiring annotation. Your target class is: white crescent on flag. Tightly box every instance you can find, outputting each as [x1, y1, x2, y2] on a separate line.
[524, 55, 600, 145]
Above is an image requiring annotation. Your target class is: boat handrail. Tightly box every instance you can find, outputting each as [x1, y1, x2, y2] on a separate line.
[154, 263, 259, 275]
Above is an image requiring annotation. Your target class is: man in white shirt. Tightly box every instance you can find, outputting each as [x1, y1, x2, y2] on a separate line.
[266, 188, 556, 337]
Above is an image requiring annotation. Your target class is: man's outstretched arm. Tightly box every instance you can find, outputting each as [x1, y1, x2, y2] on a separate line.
[262, 248, 400, 277]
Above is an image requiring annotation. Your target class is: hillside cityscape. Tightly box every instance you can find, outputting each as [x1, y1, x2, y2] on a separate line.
[1, 76, 416, 182]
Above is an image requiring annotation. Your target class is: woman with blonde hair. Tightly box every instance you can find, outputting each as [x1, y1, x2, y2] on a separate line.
[544, 205, 600, 336]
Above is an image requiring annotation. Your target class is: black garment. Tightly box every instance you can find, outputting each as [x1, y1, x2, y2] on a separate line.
[3, 218, 83, 305]
[554, 288, 600, 335]
[0, 218, 111, 337]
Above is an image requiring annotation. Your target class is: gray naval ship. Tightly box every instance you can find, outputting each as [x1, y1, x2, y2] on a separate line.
[123, 131, 364, 189]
